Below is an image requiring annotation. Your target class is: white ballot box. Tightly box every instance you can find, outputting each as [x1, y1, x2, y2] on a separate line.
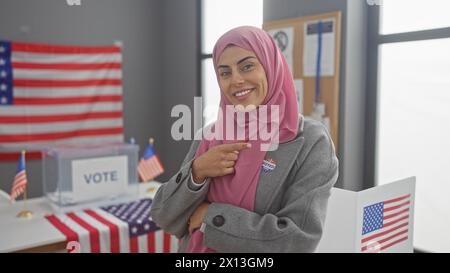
[42, 143, 139, 211]
[316, 177, 416, 253]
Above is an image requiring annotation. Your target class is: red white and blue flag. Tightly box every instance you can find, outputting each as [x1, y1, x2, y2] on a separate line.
[10, 151, 28, 202]
[46, 198, 178, 253]
[137, 143, 164, 182]
[0, 40, 124, 161]
[261, 158, 277, 173]
[361, 194, 411, 252]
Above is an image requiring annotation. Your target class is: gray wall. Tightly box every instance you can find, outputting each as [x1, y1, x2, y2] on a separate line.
[264, 0, 369, 191]
[0, 0, 370, 198]
[0, 0, 165, 198]
[158, 0, 199, 182]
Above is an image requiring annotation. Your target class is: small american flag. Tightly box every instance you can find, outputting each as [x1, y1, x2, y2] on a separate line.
[10, 150, 28, 202]
[361, 194, 411, 252]
[137, 142, 164, 182]
[0, 40, 124, 161]
[45, 198, 178, 253]
[261, 158, 277, 173]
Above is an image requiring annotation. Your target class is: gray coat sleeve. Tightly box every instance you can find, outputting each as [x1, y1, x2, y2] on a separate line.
[150, 136, 210, 239]
[202, 124, 339, 252]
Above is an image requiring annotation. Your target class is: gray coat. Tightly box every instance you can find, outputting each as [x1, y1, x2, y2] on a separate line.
[150, 116, 339, 252]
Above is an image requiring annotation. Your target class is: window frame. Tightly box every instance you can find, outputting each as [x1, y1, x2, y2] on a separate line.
[196, 0, 204, 99]
[365, 4, 450, 253]
[198, 0, 216, 126]
[198, 0, 264, 126]
[365, 5, 450, 188]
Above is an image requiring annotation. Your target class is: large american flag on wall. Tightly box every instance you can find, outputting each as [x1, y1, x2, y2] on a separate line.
[361, 194, 411, 252]
[0, 40, 124, 161]
[45, 198, 178, 253]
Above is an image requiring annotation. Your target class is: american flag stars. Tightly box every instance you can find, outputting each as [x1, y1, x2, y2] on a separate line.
[361, 194, 411, 252]
[45, 198, 178, 253]
[131, 226, 138, 234]
[0, 46, 9, 107]
[362, 202, 384, 235]
[0, 40, 124, 160]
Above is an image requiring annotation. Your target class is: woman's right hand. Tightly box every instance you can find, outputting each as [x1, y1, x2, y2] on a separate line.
[191, 142, 251, 183]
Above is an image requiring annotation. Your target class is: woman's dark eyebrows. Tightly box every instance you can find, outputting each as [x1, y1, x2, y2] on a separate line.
[217, 56, 256, 69]
[237, 56, 256, 64]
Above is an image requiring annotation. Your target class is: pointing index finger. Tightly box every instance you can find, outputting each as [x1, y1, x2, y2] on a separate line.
[222, 142, 252, 152]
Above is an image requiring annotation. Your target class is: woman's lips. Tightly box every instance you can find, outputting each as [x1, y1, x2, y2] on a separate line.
[233, 88, 255, 101]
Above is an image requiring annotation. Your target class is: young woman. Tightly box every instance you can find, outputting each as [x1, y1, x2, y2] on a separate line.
[151, 26, 338, 252]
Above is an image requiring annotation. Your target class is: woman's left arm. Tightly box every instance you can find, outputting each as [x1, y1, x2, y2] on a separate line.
[202, 126, 339, 252]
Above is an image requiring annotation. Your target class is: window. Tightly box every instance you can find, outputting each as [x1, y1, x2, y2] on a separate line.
[374, 1, 450, 252]
[381, 0, 450, 34]
[200, 0, 263, 125]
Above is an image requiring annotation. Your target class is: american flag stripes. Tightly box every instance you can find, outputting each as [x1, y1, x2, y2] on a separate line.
[45, 199, 178, 253]
[261, 158, 277, 173]
[9, 151, 28, 202]
[137, 143, 164, 182]
[361, 194, 411, 252]
[0, 40, 124, 161]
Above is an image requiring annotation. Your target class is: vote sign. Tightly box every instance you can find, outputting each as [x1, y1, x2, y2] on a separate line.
[71, 156, 128, 203]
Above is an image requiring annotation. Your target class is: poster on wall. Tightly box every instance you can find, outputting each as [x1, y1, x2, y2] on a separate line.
[268, 27, 294, 74]
[303, 19, 335, 77]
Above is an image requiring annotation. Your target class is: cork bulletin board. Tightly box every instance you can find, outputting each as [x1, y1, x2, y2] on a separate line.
[264, 11, 342, 153]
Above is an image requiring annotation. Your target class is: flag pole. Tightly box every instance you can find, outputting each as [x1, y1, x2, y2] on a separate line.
[17, 150, 33, 219]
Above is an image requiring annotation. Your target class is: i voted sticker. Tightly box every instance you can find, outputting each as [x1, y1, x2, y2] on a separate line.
[261, 158, 277, 173]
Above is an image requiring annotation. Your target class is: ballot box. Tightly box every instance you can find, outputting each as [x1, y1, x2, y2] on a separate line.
[42, 143, 139, 210]
[316, 177, 416, 253]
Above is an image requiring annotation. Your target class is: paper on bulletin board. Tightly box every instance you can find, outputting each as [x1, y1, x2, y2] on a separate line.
[268, 27, 294, 74]
[303, 19, 335, 77]
[294, 79, 303, 114]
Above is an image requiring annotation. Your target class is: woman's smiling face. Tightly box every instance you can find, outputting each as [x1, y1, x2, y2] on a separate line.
[217, 46, 268, 108]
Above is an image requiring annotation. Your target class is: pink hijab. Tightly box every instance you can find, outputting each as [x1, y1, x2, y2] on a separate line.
[187, 26, 299, 252]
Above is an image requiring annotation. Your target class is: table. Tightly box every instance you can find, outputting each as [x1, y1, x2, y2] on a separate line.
[0, 182, 162, 253]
